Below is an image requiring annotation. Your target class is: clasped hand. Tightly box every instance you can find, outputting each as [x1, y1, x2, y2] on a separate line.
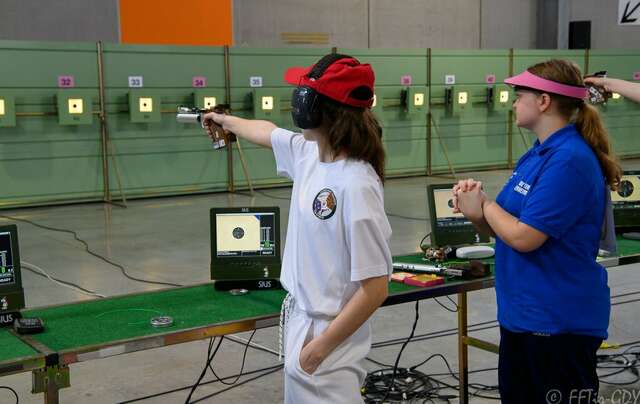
[452, 179, 487, 222]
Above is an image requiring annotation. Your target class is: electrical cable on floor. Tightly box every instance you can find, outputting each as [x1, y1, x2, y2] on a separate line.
[371, 290, 640, 350]
[186, 330, 257, 403]
[597, 344, 640, 386]
[226, 334, 280, 356]
[364, 296, 640, 401]
[363, 352, 501, 402]
[0, 386, 18, 404]
[189, 364, 284, 404]
[362, 367, 444, 403]
[382, 300, 420, 401]
[185, 336, 224, 403]
[0, 214, 183, 288]
[418, 353, 500, 393]
[372, 319, 497, 349]
[120, 307, 640, 402]
[21, 261, 106, 298]
[433, 296, 459, 313]
[373, 324, 499, 350]
[118, 364, 284, 403]
[207, 330, 257, 386]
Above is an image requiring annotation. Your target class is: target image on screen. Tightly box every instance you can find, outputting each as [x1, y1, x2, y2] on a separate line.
[215, 212, 276, 258]
[612, 174, 640, 204]
[0, 231, 16, 286]
[612, 171, 640, 232]
[433, 189, 470, 228]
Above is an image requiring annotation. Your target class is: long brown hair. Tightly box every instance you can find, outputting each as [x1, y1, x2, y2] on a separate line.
[319, 96, 386, 183]
[527, 59, 621, 190]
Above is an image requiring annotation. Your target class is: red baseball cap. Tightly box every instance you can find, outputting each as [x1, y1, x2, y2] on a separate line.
[284, 57, 375, 108]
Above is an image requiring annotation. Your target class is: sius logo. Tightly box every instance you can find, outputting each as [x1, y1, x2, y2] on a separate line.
[0, 313, 14, 325]
[514, 180, 531, 196]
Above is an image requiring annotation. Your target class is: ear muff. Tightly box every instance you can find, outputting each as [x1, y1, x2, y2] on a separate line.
[290, 53, 351, 130]
[291, 86, 322, 129]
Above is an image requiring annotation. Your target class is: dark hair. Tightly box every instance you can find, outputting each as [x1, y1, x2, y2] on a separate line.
[527, 59, 622, 190]
[318, 96, 385, 183]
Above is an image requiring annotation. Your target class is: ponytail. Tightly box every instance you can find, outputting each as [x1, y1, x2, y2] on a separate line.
[575, 103, 622, 190]
[527, 59, 622, 190]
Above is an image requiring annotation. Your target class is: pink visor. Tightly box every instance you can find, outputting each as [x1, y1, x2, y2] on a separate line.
[504, 70, 588, 99]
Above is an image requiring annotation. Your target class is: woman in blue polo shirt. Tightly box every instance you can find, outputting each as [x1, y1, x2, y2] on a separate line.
[454, 59, 621, 404]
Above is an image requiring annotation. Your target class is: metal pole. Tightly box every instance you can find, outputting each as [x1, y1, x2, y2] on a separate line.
[507, 48, 514, 168]
[235, 141, 254, 195]
[97, 41, 110, 202]
[224, 45, 235, 193]
[585, 48, 590, 74]
[458, 292, 469, 404]
[427, 48, 432, 176]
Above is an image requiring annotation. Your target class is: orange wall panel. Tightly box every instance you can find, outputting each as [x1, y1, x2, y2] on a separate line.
[119, 0, 232, 46]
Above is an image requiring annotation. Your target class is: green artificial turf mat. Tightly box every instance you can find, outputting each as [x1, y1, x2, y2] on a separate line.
[24, 285, 287, 351]
[0, 329, 38, 362]
[616, 236, 640, 257]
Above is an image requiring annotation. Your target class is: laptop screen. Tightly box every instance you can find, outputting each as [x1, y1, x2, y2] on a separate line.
[612, 171, 640, 231]
[428, 184, 488, 247]
[433, 188, 472, 228]
[214, 211, 277, 258]
[612, 172, 640, 205]
[0, 230, 16, 286]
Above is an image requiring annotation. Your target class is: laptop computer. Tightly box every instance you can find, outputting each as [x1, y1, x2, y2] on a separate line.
[612, 171, 640, 234]
[210, 207, 281, 290]
[0, 224, 25, 325]
[427, 184, 490, 247]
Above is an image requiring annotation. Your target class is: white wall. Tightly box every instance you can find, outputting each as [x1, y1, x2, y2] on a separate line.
[233, 0, 368, 48]
[482, 0, 538, 48]
[368, 0, 481, 48]
[233, 0, 539, 49]
[0, 0, 119, 42]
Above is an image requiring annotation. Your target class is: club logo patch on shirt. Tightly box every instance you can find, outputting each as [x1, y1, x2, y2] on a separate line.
[312, 188, 337, 220]
[514, 180, 531, 196]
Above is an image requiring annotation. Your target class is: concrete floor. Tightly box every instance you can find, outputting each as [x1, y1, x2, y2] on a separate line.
[2, 160, 640, 403]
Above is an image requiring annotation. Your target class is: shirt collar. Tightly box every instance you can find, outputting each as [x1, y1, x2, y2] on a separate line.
[532, 124, 578, 155]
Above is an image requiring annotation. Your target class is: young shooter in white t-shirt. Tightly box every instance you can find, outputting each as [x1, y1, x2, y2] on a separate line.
[203, 54, 392, 403]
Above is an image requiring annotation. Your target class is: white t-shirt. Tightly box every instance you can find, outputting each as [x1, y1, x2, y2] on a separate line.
[271, 128, 393, 317]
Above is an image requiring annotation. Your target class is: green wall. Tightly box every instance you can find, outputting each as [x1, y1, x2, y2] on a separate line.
[0, 40, 639, 208]
[0, 41, 101, 207]
[101, 44, 228, 198]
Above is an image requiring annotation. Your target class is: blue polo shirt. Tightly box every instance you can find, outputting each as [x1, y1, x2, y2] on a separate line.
[495, 124, 610, 339]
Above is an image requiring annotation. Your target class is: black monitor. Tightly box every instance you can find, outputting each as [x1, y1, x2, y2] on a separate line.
[427, 184, 490, 247]
[210, 207, 281, 290]
[0, 224, 25, 322]
[612, 171, 640, 233]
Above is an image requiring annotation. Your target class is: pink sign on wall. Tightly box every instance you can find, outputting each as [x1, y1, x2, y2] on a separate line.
[192, 76, 207, 87]
[58, 75, 75, 88]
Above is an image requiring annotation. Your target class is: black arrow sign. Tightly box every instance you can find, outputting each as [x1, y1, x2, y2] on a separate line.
[621, 1, 640, 24]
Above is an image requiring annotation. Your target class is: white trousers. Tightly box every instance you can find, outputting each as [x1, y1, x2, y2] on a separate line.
[283, 303, 371, 404]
